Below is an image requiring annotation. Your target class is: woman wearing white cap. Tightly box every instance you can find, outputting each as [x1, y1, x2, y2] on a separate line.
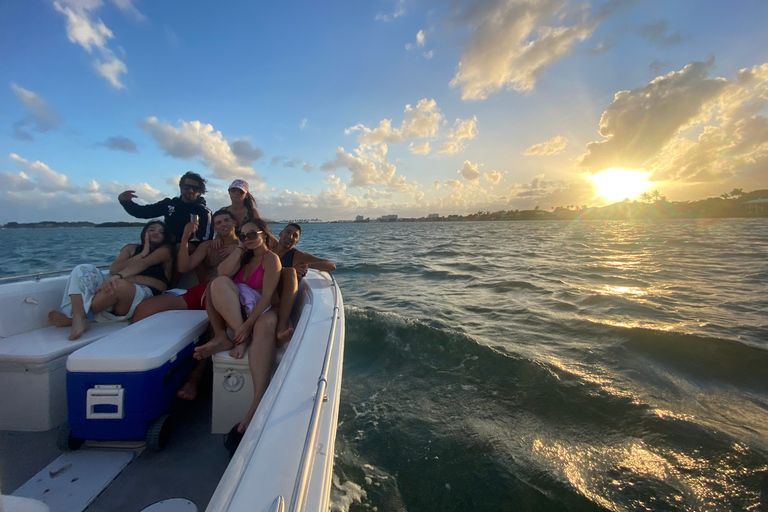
[224, 179, 261, 227]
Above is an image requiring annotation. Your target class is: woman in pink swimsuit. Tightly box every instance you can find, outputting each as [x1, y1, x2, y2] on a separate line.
[200, 218, 282, 440]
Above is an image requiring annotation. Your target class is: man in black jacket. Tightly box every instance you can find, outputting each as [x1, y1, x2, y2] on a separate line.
[118, 172, 213, 243]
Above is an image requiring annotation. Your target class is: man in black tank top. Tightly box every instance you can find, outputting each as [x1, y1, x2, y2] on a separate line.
[272, 223, 335, 344]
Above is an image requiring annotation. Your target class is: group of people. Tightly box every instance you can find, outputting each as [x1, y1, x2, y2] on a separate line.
[47, 171, 335, 443]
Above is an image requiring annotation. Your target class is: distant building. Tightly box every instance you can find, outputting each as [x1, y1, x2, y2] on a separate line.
[379, 214, 398, 222]
[744, 198, 768, 215]
[355, 215, 365, 221]
[427, 213, 440, 219]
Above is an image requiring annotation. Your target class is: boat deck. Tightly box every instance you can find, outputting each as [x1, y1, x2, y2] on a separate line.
[0, 368, 231, 511]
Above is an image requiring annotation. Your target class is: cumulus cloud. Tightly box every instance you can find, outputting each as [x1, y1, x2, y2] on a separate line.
[459, 160, 480, 181]
[638, 19, 682, 47]
[300, 118, 308, 129]
[410, 141, 431, 155]
[320, 144, 417, 192]
[406, 29, 426, 50]
[346, 98, 443, 145]
[230, 139, 264, 166]
[52, 0, 130, 89]
[9, 153, 76, 192]
[578, 59, 729, 175]
[438, 116, 478, 154]
[101, 136, 138, 152]
[302, 161, 314, 172]
[484, 170, 502, 183]
[524, 135, 568, 156]
[141, 117, 259, 180]
[271, 155, 287, 165]
[423, 50, 434, 60]
[449, 0, 635, 99]
[11, 85, 63, 141]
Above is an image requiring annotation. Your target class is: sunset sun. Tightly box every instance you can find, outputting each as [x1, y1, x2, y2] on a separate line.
[589, 169, 652, 202]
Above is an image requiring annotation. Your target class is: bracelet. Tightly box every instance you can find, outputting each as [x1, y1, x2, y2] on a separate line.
[115, 273, 123, 279]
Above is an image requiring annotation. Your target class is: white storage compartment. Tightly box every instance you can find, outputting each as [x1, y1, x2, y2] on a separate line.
[211, 351, 254, 435]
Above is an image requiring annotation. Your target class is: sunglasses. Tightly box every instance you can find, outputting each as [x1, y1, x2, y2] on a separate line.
[238, 230, 263, 240]
[181, 183, 201, 191]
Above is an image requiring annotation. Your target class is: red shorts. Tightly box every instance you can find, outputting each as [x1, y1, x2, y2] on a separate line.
[182, 282, 208, 310]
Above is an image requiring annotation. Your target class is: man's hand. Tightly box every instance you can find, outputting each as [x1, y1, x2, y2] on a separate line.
[118, 190, 138, 202]
[294, 262, 309, 279]
[182, 221, 198, 240]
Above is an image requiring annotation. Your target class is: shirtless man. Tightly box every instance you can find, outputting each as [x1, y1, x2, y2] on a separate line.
[272, 223, 336, 343]
[131, 209, 239, 400]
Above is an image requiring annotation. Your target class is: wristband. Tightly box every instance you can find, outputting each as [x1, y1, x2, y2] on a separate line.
[115, 273, 123, 279]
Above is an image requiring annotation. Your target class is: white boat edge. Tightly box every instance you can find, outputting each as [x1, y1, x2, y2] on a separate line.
[207, 269, 345, 512]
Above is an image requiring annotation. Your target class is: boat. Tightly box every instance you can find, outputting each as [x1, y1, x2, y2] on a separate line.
[0, 269, 345, 512]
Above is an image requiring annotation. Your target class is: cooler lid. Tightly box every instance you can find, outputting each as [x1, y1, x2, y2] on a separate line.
[0, 322, 126, 366]
[67, 310, 209, 373]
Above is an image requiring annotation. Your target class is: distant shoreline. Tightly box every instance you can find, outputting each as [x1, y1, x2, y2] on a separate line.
[2, 189, 767, 227]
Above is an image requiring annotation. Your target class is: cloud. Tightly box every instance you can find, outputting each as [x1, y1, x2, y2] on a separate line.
[375, 0, 406, 22]
[649, 59, 668, 75]
[484, 170, 502, 183]
[449, 0, 635, 99]
[230, 139, 264, 166]
[423, 50, 434, 60]
[438, 116, 478, 154]
[271, 155, 287, 165]
[578, 59, 728, 174]
[459, 160, 480, 181]
[141, 117, 259, 180]
[406, 29, 426, 50]
[9, 153, 77, 192]
[524, 135, 568, 156]
[588, 38, 615, 56]
[346, 98, 443, 145]
[109, 0, 147, 23]
[52, 0, 129, 89]
[320, 144, 417, 192]
[409, 141, 431, 155]
[11, 85, 63, 141]
[302, 161, 314, 172]
[638, 19, 682, 47]
[300, 118, 308, 129]
[101, 136, 138, 152]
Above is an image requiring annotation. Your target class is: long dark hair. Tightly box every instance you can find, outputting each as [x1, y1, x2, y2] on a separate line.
[240, 218, 272, 265]
[138, 220, 171, 252]
[243, 192, 258, 220]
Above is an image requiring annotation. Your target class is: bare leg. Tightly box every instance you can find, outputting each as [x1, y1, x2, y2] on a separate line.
[276, 268, 297, 346]
[132, 293, 187, 323]
[229, 340, 248, 359]
[68, 294, 90, 341]
[89, 280, 137, 317]
[237, 310, 278, 433]
[46, 310, 72, 328]
[177, 359, 206, 400]
[194, 277, 242, 360]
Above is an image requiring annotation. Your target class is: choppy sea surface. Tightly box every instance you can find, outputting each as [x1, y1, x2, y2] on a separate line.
[2, 219, 767, 511]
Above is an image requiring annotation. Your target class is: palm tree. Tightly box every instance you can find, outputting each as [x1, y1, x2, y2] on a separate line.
[720, 193, 730, 199]
[730, 188, 744, 198]
[651, 190, 661, 201]
[640, 192, 652, 203]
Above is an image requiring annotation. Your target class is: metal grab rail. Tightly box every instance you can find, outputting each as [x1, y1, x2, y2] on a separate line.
[288, 274, 341, 512]
[0, 265, 111, 284]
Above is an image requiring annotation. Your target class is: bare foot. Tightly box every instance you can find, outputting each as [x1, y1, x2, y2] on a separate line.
[229, 342, 247, 359]
[276, 327, 294, 347]
[47, 310, 72, 328]
[69, 316, 90, 341]
[238, 407, 256, 433]
[176, 381, 197, 401]
[194, 334, 234, 360]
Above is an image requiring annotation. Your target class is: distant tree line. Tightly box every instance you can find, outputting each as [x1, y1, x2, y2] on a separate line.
[2, 221, 146, 229]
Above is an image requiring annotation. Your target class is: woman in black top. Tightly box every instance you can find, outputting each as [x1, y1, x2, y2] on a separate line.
[46, 221, 173, 340]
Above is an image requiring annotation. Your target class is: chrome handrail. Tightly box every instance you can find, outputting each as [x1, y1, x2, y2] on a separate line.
[289, 273, 340, 512]
[0, 265, 111, 284]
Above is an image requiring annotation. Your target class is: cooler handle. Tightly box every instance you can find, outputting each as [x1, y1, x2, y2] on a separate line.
[86, 385, 125, 419]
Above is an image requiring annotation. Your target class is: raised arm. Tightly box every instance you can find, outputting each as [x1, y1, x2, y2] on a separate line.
[119, 193, 169, 220]
[110, 245, 172, 279]
[177, 221, 210, 273]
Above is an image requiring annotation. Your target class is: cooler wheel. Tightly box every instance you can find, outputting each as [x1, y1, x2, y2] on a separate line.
[57, 421, 84, 451]
[147, 414, 173, 451]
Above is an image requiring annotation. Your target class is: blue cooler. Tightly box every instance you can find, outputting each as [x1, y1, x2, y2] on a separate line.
[65, 311, 208, 446]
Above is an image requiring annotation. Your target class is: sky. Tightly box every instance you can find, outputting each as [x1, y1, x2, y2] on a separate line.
[1, 0, 767, 223]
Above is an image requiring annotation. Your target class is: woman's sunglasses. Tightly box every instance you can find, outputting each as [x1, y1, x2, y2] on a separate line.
[238, 230, 263, 240]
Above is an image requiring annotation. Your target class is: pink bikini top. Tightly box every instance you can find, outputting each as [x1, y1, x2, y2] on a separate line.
[234, 253, 266, 290]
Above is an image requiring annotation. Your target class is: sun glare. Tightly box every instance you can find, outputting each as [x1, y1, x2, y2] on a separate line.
[589, 169, 652, 202]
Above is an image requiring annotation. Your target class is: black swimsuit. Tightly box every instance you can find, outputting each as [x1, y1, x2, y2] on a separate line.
[133, 246, 170, 294]
[280, 248, 296, 268]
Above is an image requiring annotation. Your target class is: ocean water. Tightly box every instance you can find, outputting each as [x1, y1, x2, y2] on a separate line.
[2, 219, 767, 511]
